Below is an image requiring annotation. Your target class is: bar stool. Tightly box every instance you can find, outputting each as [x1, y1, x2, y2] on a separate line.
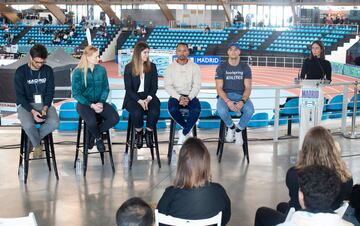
[18, 125, 59, 184]
[167, 108, 197, 165]
[216, 119, 249, 163]
[74, 116, 115, 176]
[125, 114, 161, 169]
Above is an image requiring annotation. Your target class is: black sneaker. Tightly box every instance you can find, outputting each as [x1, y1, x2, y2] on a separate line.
[87, 134, 95, 149]
[95, 138, 105, 153]
[135, 130, 143, 149]
[145, 130, 153, 148]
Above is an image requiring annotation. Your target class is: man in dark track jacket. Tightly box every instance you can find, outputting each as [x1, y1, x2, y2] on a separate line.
[14, 44, 59, 157]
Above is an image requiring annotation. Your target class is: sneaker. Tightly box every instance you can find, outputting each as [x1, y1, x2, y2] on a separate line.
[177, 129, 188, 145]
[87, 134, 95, 149]
[235, 130, 243, 145]
[33, 145, 42, 158]
[225, 127, 235, 142]
[145, 130, 153, 148]
[135, 130, 143, 149]
[95, 138, 105, 153]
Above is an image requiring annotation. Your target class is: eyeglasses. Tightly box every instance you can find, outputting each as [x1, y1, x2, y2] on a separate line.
[32, 59, 46, 65]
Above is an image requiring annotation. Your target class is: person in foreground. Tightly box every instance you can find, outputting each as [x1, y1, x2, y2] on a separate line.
[15, 44, 59, 158]
[276, 165, 353, 226]
[157, 137, 231, 226]
[116, 197, 154, 226]
[255, 126, 353, 226]
[72, 45, 119, 152]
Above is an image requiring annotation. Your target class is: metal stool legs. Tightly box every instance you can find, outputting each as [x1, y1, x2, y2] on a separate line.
[167, 118, 197, 165]
[216, 120, 249, 163]
[125, 115, 161, 169]
[74, 117, 115, 176]
[19, 129, 59, 184]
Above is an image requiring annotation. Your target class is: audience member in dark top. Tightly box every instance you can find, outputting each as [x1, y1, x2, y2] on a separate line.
[277, 165, 353, 226]
[48, 14, 53, 24]
[116, 197, 154, 226]
[300, 40, 332, 81]
[110, 17, 116, 26]
[157, 137, 231, 226]
[123, 41, 160, 149]
[254, 126, 353, 226]
[204, 25, 210, 34]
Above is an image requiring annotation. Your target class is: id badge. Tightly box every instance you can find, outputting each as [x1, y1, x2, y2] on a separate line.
[34, 94, 42, 104]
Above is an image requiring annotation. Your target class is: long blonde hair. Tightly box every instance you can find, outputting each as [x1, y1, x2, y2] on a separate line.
[296, 126, 351, 182]
[174, 138, 211, 189]
[76, 46, 98, 87]
[130, 42, 151, 76]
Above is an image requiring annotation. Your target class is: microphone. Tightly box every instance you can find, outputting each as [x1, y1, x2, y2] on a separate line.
[315, 57, 326, 81]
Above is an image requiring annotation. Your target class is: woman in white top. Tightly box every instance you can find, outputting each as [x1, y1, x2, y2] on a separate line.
[123, 42, 160, 149]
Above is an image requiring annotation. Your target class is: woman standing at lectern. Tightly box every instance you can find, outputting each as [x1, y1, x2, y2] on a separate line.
[300, 40, 332, 81]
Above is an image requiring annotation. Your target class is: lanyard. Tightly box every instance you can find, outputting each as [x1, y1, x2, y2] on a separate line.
[30, 69, 41, 94]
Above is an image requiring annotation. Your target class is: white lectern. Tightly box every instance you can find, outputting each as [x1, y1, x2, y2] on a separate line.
[296, 79, 330, 149]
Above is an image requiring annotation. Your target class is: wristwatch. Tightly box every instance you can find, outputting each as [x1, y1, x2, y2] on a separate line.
[240, 99, 246, 103]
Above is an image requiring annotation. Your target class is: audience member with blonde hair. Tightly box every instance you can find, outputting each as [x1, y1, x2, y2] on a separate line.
[254, 126, 353, 226]
[157, 138, 231, 225]
[72, 45, 119, 152]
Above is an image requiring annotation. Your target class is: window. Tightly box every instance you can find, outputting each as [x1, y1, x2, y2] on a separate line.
[57, 5, 66, 10]
[257, 5, 264, 25]
[263, 5, 270, 26]
[167, 4, 183, 10]
[122, 5, 132, 10]
[111, 5, 121, 19]
[139, 4, 160, 10]
[187, 4, 205, 10]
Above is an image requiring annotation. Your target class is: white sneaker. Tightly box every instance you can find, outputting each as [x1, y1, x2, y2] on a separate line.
[235, 130, 243, 145]
[177, 129, 187, 145]
[225, 127, 235, 142]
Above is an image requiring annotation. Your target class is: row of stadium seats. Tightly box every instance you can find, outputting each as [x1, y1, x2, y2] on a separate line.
[0, 25, 25, 45]
[57, 94, 360, 132]
[120, 25, 355, 54]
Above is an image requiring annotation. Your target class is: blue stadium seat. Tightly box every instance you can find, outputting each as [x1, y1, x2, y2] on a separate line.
[198, 101, 220, 129]
[326, 95, 345, 119]
[248, 112, 269, 128]
[58, 102, 79, 132]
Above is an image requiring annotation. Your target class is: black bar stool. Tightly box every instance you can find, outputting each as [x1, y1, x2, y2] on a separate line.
[74, 116, 115, 176]
[18, 127, 59, 184]
[125, 115, 161, 169]
[216, 119, 249, 163]
[167, 108, 197, 165]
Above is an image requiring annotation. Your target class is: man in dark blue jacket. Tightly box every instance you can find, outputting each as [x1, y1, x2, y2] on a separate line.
[15, 44, 59, 157]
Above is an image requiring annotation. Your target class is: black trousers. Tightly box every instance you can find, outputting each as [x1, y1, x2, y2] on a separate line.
[254, 206, 286, 226]
[125, 98, 160, 130]
[76, 102, 119, 138]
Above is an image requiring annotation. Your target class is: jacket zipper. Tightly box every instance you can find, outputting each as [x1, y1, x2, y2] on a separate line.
[91, 68, 95, 101]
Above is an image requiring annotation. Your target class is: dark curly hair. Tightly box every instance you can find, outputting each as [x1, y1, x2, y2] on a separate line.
[298, 165, 341, 212]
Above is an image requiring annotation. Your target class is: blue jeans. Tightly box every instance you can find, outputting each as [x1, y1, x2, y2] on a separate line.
[168, 97, 201, 135]
[216, 92, 255, 130]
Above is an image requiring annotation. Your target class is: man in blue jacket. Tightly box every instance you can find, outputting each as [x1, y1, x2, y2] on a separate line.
[15, 44, 59, 157]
